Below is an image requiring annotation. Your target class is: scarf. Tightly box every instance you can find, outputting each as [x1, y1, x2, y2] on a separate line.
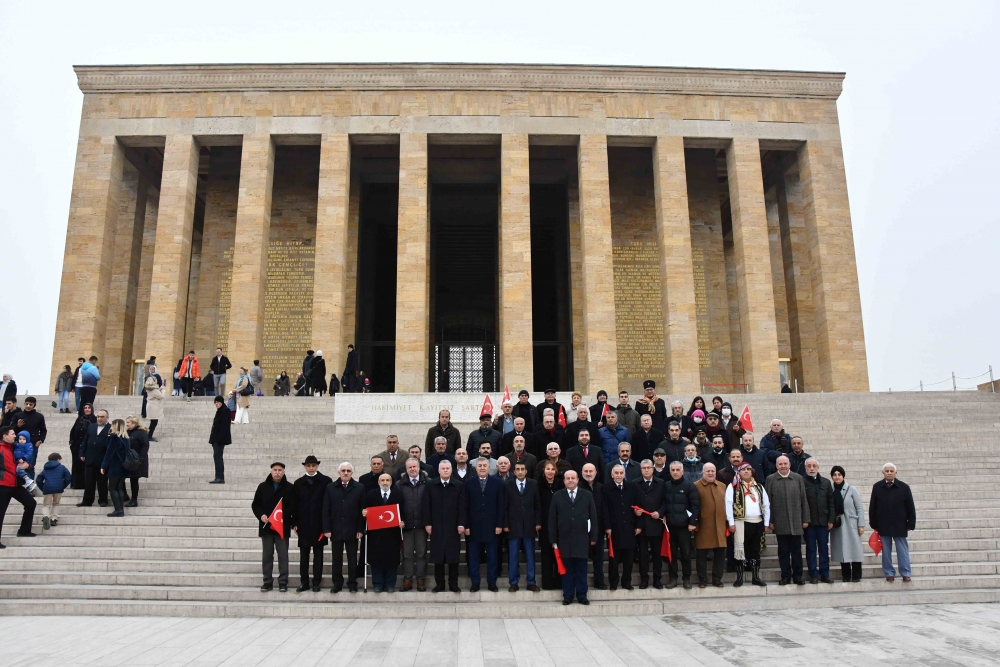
[833, 482, 846, 516]
[638, 394, 659, 414]
[732, 469, 763, 561]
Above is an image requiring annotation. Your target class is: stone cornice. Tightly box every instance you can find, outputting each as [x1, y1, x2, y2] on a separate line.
[74, 63, 844, 99]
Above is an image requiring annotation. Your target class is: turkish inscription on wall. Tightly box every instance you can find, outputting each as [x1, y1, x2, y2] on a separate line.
[217, 247, 234, 351]
[690, 247, 711, 369]
[613, 240, 666, 385]
[263, 239, 315, 377]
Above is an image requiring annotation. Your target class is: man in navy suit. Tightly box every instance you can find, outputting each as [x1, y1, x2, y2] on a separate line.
[465, 456, 506, 592]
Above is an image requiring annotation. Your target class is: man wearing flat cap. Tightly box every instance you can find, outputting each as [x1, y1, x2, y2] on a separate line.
[290, 455, 332, 592]
[512, 390, 538, 431]
[467, 412, 501, 454]
[635, 380, 668, 432]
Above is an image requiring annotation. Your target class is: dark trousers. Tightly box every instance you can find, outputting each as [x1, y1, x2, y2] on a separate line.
[331, 538, 359, 589]
[78, 387, 96, 415]
[589, 533, 605, 584]
[561, 557, 589, 602]
[212, 444, 225, 481]
[608, 545, 635, 588]
[804, 525, 830, 578]
[148, 420, 158, 438]
[667, 525, 693, 581]
[262, 533, 289, 586]
[539, 538, 561, 589]
[637, 534, 663, 583]
[182, 377, 195, 397]
[82, 463, 107, 505]
[108, 476, 126, 513]
[300, 540, 325, 586]
[841, 562, 863, 582]
[433, 561, 458, 589]
[744, 521, 765, 561]
[697, 547, 726, 584]
[726, 532, 736, 569]
[468, 539, 498, 585]
[776, 534, 803, 580]
[0, 485, 36, 540]
[128, 476, 140, 500]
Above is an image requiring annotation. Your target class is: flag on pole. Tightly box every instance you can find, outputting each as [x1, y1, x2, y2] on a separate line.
[502, 385, 511, 404]
[557, 405, 567, 428]
[608, 534, 615, 559]
[481, 393, 495, 418]
[868, 530, 883, 556]
[738, 404, 754, 433]
[660, 521, 672, 561]
[267, 499, 284, 539]
[366, 504, 401, 531]
[553, 545, 567, 575]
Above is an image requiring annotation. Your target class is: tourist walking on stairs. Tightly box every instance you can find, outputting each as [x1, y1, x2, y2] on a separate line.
[232, 368, 252, 424]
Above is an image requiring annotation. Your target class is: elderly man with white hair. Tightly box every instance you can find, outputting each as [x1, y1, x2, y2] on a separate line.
[869, 463, 917, 582]
[802, 457, 836, 584]
[322, 461, 365, 593]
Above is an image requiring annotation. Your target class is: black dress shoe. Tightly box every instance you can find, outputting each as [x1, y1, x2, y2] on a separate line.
[698, 582, 708, 588]
[487, 583, 498, 592]
[652, 581, 663, 590]
[126, 500, 137, 508]
[665, 579, 678, 589]
[107, 511, 124, 517]
[609, 584, 618, 591]
[209, 479, 225, 484]
[779, 578, 790, 585]
[562, 599, 572, 605]
[330, 586, 341, 594]
[593, 581, 608, 590]
[527, 585, 540, 592]
[98, 502, 108, 507]
[261, 583, 273, 591]
[682, 580, 693, 590]
[809, 577, 818, 584]
[578, 598, 590, 605]
[449, 586, 461, 593]
[16, 532, 36, 537]
[347, 585, 358, 593]
[278, 585, 288, 592]
[0, 543, 5, 549]
[794, 579, 805, 586]
[508, 584, 519, 592]
[639, 580, 649, 590]
[432, 585, 445, 593]
[470, 583, 480, 593]
[312, 585, 321, 592]
[622, 584, 634, 591]
[76, 502, 91, 507]
[821, 577, 834, 584]
[296, 584, 310, 592]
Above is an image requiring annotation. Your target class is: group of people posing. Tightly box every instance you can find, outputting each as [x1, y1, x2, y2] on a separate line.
[252, 382, 918, 604]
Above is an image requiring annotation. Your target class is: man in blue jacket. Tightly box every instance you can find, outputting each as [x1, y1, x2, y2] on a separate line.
[77, 356, 101, 417]
[465, 456, 505, 592]
[598, 411, 630, 464]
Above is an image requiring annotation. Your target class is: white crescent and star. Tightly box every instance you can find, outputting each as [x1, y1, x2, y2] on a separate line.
[378, 510, 395, 522]
[273, 509, 282, 521]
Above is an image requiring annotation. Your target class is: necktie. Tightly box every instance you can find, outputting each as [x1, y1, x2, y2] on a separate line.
[383, 493, 388, 503]
[343, 483, 348, 490]
[618, 484, 623, 491]
[647, 480, 652, 488]
[570, 491, 576, 503]
[391, 453, 395, 462]
[519, 482, 524, 495]
[480, 477, 486, 492]
[583, 445, 588, 458]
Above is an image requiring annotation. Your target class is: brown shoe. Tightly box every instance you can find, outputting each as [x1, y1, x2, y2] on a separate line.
[416, 579, 426, 592]
[527, 585, 540, 592]
[401, 580, 413, 592]
[886, 576, 895, 582]
[902, 576, 911, 582]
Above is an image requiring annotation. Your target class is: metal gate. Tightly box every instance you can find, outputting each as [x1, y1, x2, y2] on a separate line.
[433, 344, 497, 393]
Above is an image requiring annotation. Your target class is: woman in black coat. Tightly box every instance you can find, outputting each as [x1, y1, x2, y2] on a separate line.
[124, 416, 150, 507]
[69, 403, 96, 489]
[329, 374, 340, 396]
[537, 461, 565, 590]
[101, 419, 132, 518]
[209, 396, 232, 484]
[310, 353, 328, 396]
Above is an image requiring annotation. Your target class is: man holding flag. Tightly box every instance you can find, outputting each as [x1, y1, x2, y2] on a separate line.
[251, 462, 295, 592]
[362, 473, 404, 593]
[549, 470, 598, 605]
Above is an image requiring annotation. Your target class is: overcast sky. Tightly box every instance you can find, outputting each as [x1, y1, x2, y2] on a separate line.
[1, 1, 997, 394]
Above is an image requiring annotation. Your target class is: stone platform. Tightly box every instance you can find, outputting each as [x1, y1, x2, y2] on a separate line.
[2, 391, 999, 618]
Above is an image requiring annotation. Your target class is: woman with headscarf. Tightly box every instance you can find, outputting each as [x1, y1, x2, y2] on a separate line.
[725, 463, 770, 587]
[686, 409, 707, 442]
[830, 465, 865, 582]
[143, 365, 164, 441]
[69, 403, 96, 489]
[273, 371, 291, 396]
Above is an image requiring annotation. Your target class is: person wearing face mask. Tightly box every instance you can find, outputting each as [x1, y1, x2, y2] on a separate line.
[685, 409, 707, 441]
[362, 473, 404, 593]
[719, 402, 745, 447]
[681, 444, 704, 484]
[467, 412, 501, 455]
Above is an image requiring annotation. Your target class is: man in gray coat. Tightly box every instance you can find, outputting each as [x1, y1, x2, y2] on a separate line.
[765, 455, 809, 585]
[549, 470, 598, 605]
[395, 458, 429, 592]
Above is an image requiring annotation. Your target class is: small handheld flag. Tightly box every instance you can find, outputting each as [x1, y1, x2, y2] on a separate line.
[367, 504, 401, 531]
[660, 521, 672, 561]
[553, 545, 567, 575]
[481, 393, 495, 418]
[869, 530, 883, 556]
[557, 405, 567, 428]
[738, 405, 754, 433]
[502, 385, 511, 404]
[267, 499, 284, 539]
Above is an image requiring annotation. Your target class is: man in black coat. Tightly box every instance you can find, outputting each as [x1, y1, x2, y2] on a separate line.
[464, 457, 505, 592]
[422, 460, 467, 592]
[629, 414, 663, 464]
[869, 463, 917, 582]
[662, 461, 701, 589]
[18, 398, 46, 449]
[580, 463, 606, 589]
[467, 413, 502, 454]
[395, 458, 430, 591]
[634, 380, 668, 431]
[363, 474, 404, 592]
[632, 460, 669, 589]
[77, 409, 110, 507]
[535, 388, 563, 425]
[548, 470, 598, 605]
[511, 390, 538, 431]
[562, 406, 600, 452]
[208, 396, 231, 484]
[342, 344, 358, 392]
[704, 435, 730, 476]
[426, 438, 455, 479]
[503, 461, 541, 592]
[531, 414, 564, 461]
[358, 455, 384, 493]
[424, 410, 462, 455]
[603, 442, 640, 485]
[659, 422, 689, 464]
[209, 348, 232, 396]
[322, 462, 365, 593]
[498, 418, 535, 458]
[301, 350, 315, 393]
[290, 456, 332, 592]
[566, 429, 604, 480]
[601, 463, 640, 590]
[506, 435, 537, 475]
[251, 462, 296, 592]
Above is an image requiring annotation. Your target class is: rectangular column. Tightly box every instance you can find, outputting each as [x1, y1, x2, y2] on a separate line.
[342, 174, 361, 356]
[103, 162, 148, 394]
[311, 134, 352, 374]
[132, 186, 159, 363]
[499, 134, 534, 390]
[796, 139, 870, 391]
[226, 135, 275, 369]
[725, 137, 780, 392]
[394, 133, 430, 392]
[577, 135, 618, 395]
[567, 181, 587, 391]
[144, 135, 199, 375]
[652, 136, 701, 393]
[765, 188, 792, 360]
[50, 135, 124, 388]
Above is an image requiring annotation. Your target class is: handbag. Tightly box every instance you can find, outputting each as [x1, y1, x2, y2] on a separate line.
[118, 438, 142, 472]
[833, 516, 842, 528]
[240, 377, 254, 396]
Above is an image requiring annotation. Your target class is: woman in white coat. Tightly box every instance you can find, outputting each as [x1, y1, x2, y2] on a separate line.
[143, 366, 165, 442]
[830, 465, 865, 582]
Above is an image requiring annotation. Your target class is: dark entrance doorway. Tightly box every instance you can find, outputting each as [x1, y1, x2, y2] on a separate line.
[430, 183, 498, 392]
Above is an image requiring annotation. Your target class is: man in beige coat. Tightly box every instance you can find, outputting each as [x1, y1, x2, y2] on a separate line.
[693, 463, 728, 588]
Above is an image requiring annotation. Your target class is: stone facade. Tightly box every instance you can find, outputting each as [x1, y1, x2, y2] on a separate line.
[51, 63, 869, 395]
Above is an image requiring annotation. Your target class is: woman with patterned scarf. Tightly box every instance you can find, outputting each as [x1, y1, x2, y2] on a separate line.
[725, 463, 770, 587]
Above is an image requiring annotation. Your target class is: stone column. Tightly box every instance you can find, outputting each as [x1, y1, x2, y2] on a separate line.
[725, 137, 780, 392]
[796, 139, 870, 391]
[132, 186, 159, 363]
[342, 174, 361, 355]
[103, 162, 148, 394]
[50, 135, 124, 388]
[765, 188, 792, 361]
[311, 133, 351, 374]
[576, 135, 618, 395]
[394, 133, 430, 392]
[499, 133, 534, 390]
[226, 135, 275, 369]
[144, 135, 199, 374]
[651, 136, 701, 393]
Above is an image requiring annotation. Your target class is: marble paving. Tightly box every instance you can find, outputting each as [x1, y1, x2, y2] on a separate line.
[3, 603, 998, 666]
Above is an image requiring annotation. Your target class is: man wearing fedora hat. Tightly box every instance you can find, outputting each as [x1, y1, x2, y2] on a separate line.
[290, 455, 332, 592]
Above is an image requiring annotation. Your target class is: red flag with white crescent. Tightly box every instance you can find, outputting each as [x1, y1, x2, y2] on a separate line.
[367, 504, 401, 531]
[502, 385, 511, 404]
[738, 404, 754, 433]
[481, 393, 494, 418]
[553, 545, 567, 575]
[660, 520, 672, 561]
[267, 499, 284, 539]
[557, 405, 567, 428]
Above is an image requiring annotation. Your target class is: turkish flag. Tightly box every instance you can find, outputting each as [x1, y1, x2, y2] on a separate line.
[502, 385, 511, 404]
[267, 499, 284, 539]
[553, 545, 567, 575]
[481, 394, 494, 418]
[660, 521, 672, 561]
[608, 534, 615, 559]
[738, 405, 754, 433]
[366, 504, 401, 531]
[869, 530, 883, 556]
[557, 405, 567, 428]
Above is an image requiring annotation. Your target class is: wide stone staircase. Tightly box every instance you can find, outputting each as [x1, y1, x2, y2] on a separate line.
[2, 391, 998, 618]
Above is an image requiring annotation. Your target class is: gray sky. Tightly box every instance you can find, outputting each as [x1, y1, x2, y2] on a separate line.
[2, 1, 998, 394]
